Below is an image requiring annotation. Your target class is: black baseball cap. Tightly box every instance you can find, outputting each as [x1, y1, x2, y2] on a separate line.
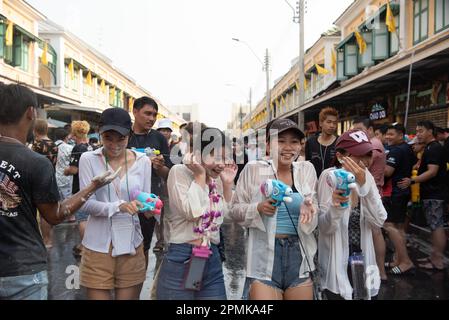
[99, 108, 132, 136]
[268, 118, 305, 140]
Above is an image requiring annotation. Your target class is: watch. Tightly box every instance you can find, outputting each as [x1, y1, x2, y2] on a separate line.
[411, 180, 416, 185]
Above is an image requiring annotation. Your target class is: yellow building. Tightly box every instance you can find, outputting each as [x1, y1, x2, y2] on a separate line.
[246, 0, 449, 134]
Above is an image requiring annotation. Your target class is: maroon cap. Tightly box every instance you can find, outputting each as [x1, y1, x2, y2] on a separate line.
[336, 130, 380, 156]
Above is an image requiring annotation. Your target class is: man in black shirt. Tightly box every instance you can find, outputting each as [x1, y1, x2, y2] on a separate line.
[127, 97, 173, 267]
[0, 83, 115, 300]
[305, 107, 339, 178]
[383, 124, 416, 275]
[399, 121, 447, 271]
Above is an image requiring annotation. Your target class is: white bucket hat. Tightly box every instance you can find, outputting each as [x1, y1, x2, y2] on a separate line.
[157, 118, 173, 132]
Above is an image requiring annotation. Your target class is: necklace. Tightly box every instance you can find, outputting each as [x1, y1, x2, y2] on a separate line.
[0, 134, 24, 145]
[102, 149, 130, 202]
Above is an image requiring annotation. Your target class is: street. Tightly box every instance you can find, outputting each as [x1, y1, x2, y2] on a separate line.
[47, 222, 449, 300]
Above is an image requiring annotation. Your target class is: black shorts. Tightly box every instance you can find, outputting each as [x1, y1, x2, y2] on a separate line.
[138, 214, 156, 252]
[382, 194, 410, 224]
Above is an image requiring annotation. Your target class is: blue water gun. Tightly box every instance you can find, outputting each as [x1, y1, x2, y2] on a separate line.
[130, 189, 164, 222]
[326, 169, 357, 208]
[260, 179, 294, 207]
[132, 148, 161, 157]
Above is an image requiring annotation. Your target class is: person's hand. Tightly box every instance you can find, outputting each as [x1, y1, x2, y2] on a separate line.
[220, 163, 238, 186]
[342, 156, 366, 186]
[300, 197, 316, 224]
[91, 167, 121, 189]
[331, 189, 349, 208]
[397, 178, 412, 189]
[257, 199, 277, 216]
[119, 200, 144, 216]
[151, 155, 165, 171]
[185, 153, 206, 177]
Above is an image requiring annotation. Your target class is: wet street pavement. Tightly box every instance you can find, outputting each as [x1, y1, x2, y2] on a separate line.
[47, 222, 449, 300]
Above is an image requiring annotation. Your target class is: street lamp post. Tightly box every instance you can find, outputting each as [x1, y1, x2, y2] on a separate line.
[232, 38, 271, 125]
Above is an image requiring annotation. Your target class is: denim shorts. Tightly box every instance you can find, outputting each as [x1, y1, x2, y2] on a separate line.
[423, 199, 446, 231]
[0, 271, 48, 300]
[156, 243, 227, 300]
[242, 235, 310, 299]
[75, 211, 89, 222]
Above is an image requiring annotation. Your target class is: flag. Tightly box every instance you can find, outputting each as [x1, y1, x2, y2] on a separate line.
[281, 96, 286, 106]
[355, 31, 367, 55]
[295, 80, 300, 91]
[5, 21, 13, 47]
[129, 97, 134, 112]
[304, 77, 309, 89]
[331, 50, 337, 75]
[86, 71, 92, 86]
[41, 42, 48, 66]
[68, 59, 74, 80]
[386, 2, 397, 33]
[315, 64, 330, 75]
[109, 87, 116, 105]
[100, 79, 106, 93]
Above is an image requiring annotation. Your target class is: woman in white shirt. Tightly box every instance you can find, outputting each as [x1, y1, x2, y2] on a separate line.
[318, 129, 387, 300]
[231, 119, 318, 300]
[156, 128, 237, 300]
[78, 108, 155, 300]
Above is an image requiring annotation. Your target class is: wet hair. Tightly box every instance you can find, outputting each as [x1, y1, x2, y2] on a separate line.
[387, 124, 406, 136]
[34, 119, 48, 136]
[0, 83, 38, 125]
[353, 117, 373, 130]
[55, 128, 70, 141]
[417, 121, 436, 136]
[71, 121, 90, 140]
[191, 127, 231, 158]
[133, 96, 158, 112]
[319, 107, 338, 123]
[374, 124, 389, 135]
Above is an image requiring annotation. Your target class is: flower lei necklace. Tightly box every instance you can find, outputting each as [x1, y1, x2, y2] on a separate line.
[193, 179, 223, 247]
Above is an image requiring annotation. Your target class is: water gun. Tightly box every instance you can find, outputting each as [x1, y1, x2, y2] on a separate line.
[130, 189, 164, 222]
[326, 169, 357, 208]
[133, 148, 161, 157]
[260, 179, 294, 207]
[411, 170, 420, 203]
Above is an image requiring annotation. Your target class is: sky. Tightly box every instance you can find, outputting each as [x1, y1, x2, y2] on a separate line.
[27, 0, 354, 130]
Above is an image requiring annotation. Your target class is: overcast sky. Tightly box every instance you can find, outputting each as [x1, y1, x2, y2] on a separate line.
[27, 0, 354, 130]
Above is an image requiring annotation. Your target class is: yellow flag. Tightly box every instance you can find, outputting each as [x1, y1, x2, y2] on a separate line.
[315, 64, 330, 75]
[109, 87, 116, 104]
[331, 50, 337, 75]
[295, 80, 300, 91]
[386, 2, 397, 33]
[281, 96, 286, 106]
[304, 77, 309, 89]
[100, 79, 106, 93]
[5, 21, 13, 47]
[355, 31, 367, 55]
[129, 97, 134, 112]
[41, 42, 48, 66]
[68, 59, 75, 80]
[86, 71, 93, 86]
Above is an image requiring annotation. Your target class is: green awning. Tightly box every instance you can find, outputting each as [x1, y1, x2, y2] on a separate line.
[14, 24, 39, 42]
[336, 32, 355, 50]
[360, 3, 400, 31]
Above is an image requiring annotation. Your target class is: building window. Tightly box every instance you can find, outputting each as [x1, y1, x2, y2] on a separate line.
[337, 49, 346, 80]
[358, 30, 374, 68]
[20, 40, 29, 72]
[414, 0, 428, 44]
[373, 21, 389, 60]
[0, 22, 4, 59]
[435, 0, 449, 33]
[344, 43, 358, 76]
[390, 15, 400, 55]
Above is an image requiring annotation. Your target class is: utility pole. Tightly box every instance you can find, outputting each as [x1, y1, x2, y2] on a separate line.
[265, 49, 271, 124]
[297, 0, 305, 131]
[240, 104, 243, 134]
[249, 87, 253, 128]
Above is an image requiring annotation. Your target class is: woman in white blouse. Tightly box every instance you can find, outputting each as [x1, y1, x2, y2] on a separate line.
[317, 129, 387, 300]
[78, 108, 155, 300]
[231, 119, 318, 300]
[156, 128, 237, 300]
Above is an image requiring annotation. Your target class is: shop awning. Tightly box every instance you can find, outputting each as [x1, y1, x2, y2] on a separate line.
[47, 118, 68, 128]
[46, 103, 104, 115]
[360, 3, 400, 30]
[336, 32, 355, 50]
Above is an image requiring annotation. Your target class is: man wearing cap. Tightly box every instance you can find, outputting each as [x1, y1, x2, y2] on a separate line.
[128, 97, 173, 267]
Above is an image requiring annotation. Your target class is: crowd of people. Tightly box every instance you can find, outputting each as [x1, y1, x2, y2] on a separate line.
[0, 83, 448, 301]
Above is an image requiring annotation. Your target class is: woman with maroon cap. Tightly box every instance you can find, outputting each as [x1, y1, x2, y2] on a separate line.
[317, 129, 387, 300]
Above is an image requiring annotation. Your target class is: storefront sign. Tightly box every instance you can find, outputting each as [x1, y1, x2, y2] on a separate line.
[369, 103, 386, 120]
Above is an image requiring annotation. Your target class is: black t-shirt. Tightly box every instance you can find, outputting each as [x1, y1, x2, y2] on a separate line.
[70, 143, 93, 194]
[386, 143, 416, 196]
[419, 141, 447, 200]
[0, 142, 60, 277]
[127, 130, 173, 195]
[305, 134, 337, 178]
